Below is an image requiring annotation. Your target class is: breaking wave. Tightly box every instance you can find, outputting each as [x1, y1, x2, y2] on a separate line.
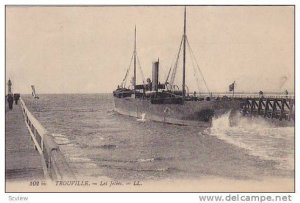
[208, 112, 294, 171]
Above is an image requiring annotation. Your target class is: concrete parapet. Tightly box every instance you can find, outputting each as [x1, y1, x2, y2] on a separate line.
[43, 134, 75, 180]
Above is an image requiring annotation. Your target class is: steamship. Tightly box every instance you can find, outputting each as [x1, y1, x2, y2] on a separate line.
[113, 7, 239, 127]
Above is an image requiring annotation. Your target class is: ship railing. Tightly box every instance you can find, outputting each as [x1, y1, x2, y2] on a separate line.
[20, 98, 75, 180]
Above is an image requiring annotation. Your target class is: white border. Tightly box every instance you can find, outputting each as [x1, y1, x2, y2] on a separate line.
[1, 1, 298, 203]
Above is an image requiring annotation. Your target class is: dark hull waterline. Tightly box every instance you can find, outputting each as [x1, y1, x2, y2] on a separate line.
[114, 97, 241, 127]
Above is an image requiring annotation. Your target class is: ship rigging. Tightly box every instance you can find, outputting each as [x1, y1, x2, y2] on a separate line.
[113, 7, 240, 126]
[115, 7, 210, 102]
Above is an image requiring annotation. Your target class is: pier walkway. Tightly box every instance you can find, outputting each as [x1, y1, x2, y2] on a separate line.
[5, 102, 45, 181]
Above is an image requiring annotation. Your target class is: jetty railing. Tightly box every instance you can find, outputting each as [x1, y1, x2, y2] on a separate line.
[190, 92, 295, 100]
[20, 98, 75, 180]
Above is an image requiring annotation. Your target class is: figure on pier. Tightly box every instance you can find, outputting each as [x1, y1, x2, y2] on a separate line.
[6, 79, 14, 110]
[7, 79, 12, 95]
[14, 94, 20, 105]
[259, 90, 264, 98]
[285, 90, 289, 98]
[7, 94, 13, 110]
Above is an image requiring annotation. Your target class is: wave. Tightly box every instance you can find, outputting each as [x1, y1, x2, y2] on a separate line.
[52, 133, 67, 137]
[136, 167, 177, 172]
[68, 157, 99, 169]
[98, 164, 177, 173]
[95, 156, 174, 164]
[80, 144, 118, 149]
[52, 133, 75, 146]
[208, 112, 294, 171]
[100, 144, 118, 149]
[137, 158, 155, 163]
[136, 156, 174, 163]
[69, 157, 93, 162]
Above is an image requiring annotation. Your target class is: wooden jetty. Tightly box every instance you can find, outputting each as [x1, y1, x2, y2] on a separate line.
[5, 101, 45, 181]
[5, 97, 75, 184]
[240, 97, 294, 121]
[192, 91, 295, 123]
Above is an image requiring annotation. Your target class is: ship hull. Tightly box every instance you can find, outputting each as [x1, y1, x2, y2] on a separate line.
[113, 97, 240, 127]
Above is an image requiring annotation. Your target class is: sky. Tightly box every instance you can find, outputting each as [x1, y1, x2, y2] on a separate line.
[6, 6, 294, 94]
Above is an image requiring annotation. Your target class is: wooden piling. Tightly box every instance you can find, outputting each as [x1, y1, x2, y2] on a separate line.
[240, 97, 294, 122]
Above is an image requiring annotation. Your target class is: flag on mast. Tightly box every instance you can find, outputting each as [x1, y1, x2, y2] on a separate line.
[229, 81, 235, 92]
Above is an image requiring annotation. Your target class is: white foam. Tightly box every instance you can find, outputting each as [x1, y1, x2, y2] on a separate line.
[209, 112, 294, 171]
[69, 157, 93, 162]
[52, 133, 66, 137]
[137, 113, 147, 122]
[138, 158, 155, 163]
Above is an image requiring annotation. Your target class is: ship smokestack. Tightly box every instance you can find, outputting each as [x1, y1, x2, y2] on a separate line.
[152, 59, 159, 92]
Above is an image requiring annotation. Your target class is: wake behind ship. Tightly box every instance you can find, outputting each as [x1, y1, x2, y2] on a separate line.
[113, 7, 239, 127]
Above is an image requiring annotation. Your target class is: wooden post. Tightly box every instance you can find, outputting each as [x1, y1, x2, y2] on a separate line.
[280, 99, 285, 121]
[271, 100, 277, 118]
[250, 99, 255, 114]
[264, 99, 270, 117]
[258, 98, 263, 115]
[289, 100, 294, 121]
[244, 99, 251, 116]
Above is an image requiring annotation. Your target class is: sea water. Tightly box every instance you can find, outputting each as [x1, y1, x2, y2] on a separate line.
[22, 94, 294, 181]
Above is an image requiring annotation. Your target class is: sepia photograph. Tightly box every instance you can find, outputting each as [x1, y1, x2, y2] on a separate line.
[5, 5, 295, 193]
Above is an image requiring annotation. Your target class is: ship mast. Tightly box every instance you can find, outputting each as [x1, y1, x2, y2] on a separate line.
[133, 25, 137, 91]
[182, 7, 187, 100]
